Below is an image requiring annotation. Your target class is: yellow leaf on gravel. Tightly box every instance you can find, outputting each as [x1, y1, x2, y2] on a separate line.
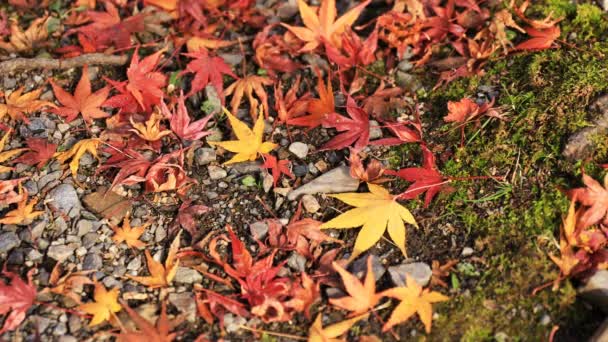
[0, 130, 27, 173]
[381, 274, 448, 333]
[0, 191, 43, 225]
[308, 312, 368, 342]
[111, 213, 149, 249]
[78, 282, 122, 326]
[54, 138, 101, 179]
[209, 107, 277, 165]
[320, 183, 418, 262]
[330, 256, 380, 315]
[126, 231, 181, 288]
[0, 87, 55, 121]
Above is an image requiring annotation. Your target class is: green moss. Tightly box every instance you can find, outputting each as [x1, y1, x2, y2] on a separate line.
[544, 0, 576, 18]
[572, 4, 608, 40]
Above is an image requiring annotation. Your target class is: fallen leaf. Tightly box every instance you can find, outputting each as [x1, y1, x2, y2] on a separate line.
[0, 178, 27, 206]
[0, 87, 54, 122]
[430, 259, 458, 288]
[208, 107, 277, 165]
[174, 200, 210, 237]
[82, 186, 133, 224]
[321, 96, 370, 151]
[0, 191, 43, 225]
[183, 49, 237, 98]
[0, 269, 36, 334]
[287, 71, 334, 128]
[126, 231, 181, 288]
[49, 65, 110, 123]
[285, 273, 319, 319]
[54, 138, 101, 180]
[330, 256, 380, 315]
[308, 312, 368, 342]
[381, 274, 448, 333]
[0, 130, 27, 173]
[320, 183, 418, 261]
[261, 154, 294, 187]
[117, 301, 179, 342]
[162, 92, 214, 142]
[225, 75, 273, 120]
[12, 138, 57, 169]
[43, 264, 93, 305]
[0, 17, 48, 52]
[78, 282, 122, 326]
[129, 113, 172, 142]
[111, 213, 149, 249]
[569, 174, 608, 228]
[514, 26, 560, 51]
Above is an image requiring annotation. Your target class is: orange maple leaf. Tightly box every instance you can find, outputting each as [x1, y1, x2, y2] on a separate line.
[308, 312, 368, 342]
[0, 16, 49, 52]
[78, 282, 122, 326]
[281, 0, 371, 52]
[330, 256, 380, 315]
[111, 213, 149, 249]
[0, 87, 54, 122]
[287, 71, 334, 128]
[0, 190, 43, 225]
[225, 75, 274, 120]
[49, 65, 110, 123]
[126, 232, 181, 288]
[117, 301, 180, 342]
[129, 113, 172, 142]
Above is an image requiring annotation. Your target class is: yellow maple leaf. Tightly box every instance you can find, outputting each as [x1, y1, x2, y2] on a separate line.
[126, 231, 181, 288]
[225, 75, 274, 120]
[0, 190, 43, 225]
[330, 256, 380, 315]
[0, 17, 49, 53]
[111, 213, 149, 249]
[78, 282, 122, 326]
[187, 36, 235, 52]
[0, 87, 55, 121]
[281, 0, 371, 52]
[320, 183, 418, 262]
[209, 107, 277, 165]
[54, 138, 101, 179]
[0, 130, 27, 173]
[308, 312, 368, 342]
[381, 274, 448, 333]
[129, 114, 171, 142]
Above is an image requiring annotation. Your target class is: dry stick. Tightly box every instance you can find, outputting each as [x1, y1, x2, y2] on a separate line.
[0, 53, 129, 74]
[238, 325, 307, 340]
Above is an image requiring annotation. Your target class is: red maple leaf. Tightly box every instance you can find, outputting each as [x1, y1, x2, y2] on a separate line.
[0, 268, 36, 335]
[387, 145, 452, 207]
[569, 174, 608, 229]
[174, 200, 211, 237]
[287, 72, 334, 128]
[12, 138, 57, 169]
[162, 92, 214, 142]
[49, 65, 110, 123]
[321, 96, 370, 150]
[261, 154, 294, 187]
[324, 27, 378, 68]
[183, 49, 237, 99]
[514, 26, 560, 51]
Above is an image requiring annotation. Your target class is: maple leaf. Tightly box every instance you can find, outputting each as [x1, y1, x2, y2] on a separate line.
[0, 130, 27, 173]
[54, 138, 101, 180]
[349, 150, 389, 184]
[162, 92, 214, 142]
[225, 75, 273, 120]
[285, 273, 319, 319]
[386, 146, 452, 208]
[209, 108, 277, 165]
[321, 96, 370, 151]
[0, 178, 27, 206]
[287, 71, 334, 128]
[111, 213, 149, 249]
[381, 274, 448, 333]
[324, 27, 378, 68]
[0, 87, 54, 122]
[117, 301, 179, 342]
[129, 114, 172, 142]
[42, 264, 93, 305]
[127, 232, 181, 288]
[308, 312, 368, 342]
[514, 26, 561, 51]
[274, 76, 310, 124]
[320, 183, 418, 261]
[569, 174, 608, 228]
[0, 191, 43, 225]
[183, 49, 237, 98]
[330, 256, 380, 315]
[49, 65, 110, 123]
[443, 98, 481, 123]
[281, 0, 371, 52]
[261, 154, 294, 187]
[78, 282, 122, 326]
[0, 17, 48, 52]
[174, 200, 210, 237]
[0, 269, 36, 335]
[430, 259, 459, 288]
[12, 138, 57, 169]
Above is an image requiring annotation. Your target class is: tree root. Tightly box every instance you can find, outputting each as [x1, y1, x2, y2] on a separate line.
[0, 53, 129, 74]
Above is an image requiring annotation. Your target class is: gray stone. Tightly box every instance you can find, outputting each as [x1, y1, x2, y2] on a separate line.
[229, 161, 262, 174]
[168, 292, 196, 322]
[287, 166, 359, 200]
[204, 85, 222, 115]
[0, 232, 20, 253]
[57, 123, 70, 133]
[37, 171, 62, 190]
[218, 53, 243, 66]
[369, 120, 383, 140]
[288, 142, 309, 159]
[48, 244, 76, 262]
[565, 95, 608, 160]
[223, 313, 247, 333]
[174, 266, 202, 284]
[262, 172, 274, 193]
[53, 323, 68, 336]
[388, 262, 432, 287]
[579, 270, 608, 313]
[350, 254, 386, 281]
[249, 221, 269, 240]
[302, 194, 320, 213]
[207, 165, 227, 180]
[68, 315, 82, 334]
[82, 232, 99, 248]
[461, 247, 474, 257]
[76, 220, 93, 236]
[102, 276, 120, 288]
[127, 255, 141, 270]
[4, 77, 16, 89]
[83, 253, 102, 270]
[287, 252, 307, 272]
[277, 0, 298, 19]
[195, 147, 216, 165]
[24, 180, 38, 195]
[46, 184, 81, 217]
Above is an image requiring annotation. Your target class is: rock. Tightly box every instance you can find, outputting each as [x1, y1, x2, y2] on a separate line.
[287, 252, 307, 272]
[205, 128, 223, 142]
[57, 123, 70, 133]
[207, 165, 227, 180]
[277, 0, 298, 19]
[262, 172, 274, 193]
[293, 164, 308, 177]
[83, 187, 132, 224]
[0, 232, 20, 253]
[174, 266, 203, 284]
[229, 161, 262, 174]
[564, 95, 608, 160]
[579, 270, 608, 313]
[250, 221, 269, 240]
[37, 171, 62, 190]
[195, 147, 216, 165]
[461, 247, 474, 257]
[203, 85, 222, 115]
[47, 245, 76, 262]
[601, 0, 608, 11]
[591, 318, 608, 342]
[218, 53, 243, 66]
[539, 314, 551, 326]
[388, 262, 432, 287]
[289, 142, 309, 159]
[396, 71, 421, 92]
[350, 254, 386, 281]
[3, 77, 16, 89]
[127, 255, 141, 270]
[369, 120, 383, 140]
[68, 315, 82, 334]
[302, 195, 320, 213]
[287, 166, 359, 200]
[83, 253, 102, 270]
[168, 293, 196, 322]
[76, 220, 93, 236]
[47, 184, 81, 217]
[224, 313, 247, 333]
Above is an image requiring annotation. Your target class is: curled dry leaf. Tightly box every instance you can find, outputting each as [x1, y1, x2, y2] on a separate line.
[0, 87, 54, 122]
[0, 16, 49, 52]
[225, 75, 273, 120]
[126, 231, 181, 288]
[117, 301, 180, 342]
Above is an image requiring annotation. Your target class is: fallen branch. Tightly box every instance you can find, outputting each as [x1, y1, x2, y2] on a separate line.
[0, 53, 129, 74]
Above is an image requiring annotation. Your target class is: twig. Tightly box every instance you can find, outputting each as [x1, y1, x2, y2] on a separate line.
[0, 53, 129, 73]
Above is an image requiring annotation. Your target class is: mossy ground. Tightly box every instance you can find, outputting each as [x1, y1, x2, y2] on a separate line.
[390, 2, 608, 340]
